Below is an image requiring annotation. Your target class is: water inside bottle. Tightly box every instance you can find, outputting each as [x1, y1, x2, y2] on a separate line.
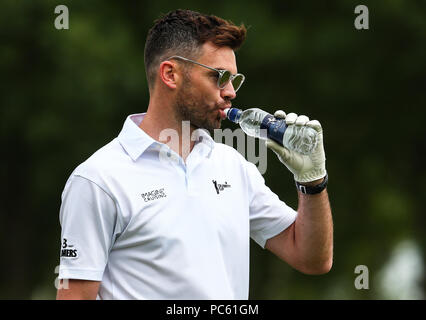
[239, 109, 268, 139]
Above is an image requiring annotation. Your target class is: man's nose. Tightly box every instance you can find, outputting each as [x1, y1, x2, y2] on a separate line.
[220, 81, 237, 100]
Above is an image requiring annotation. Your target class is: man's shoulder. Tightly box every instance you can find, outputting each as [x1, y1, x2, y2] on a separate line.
[72, 138, 126, 180]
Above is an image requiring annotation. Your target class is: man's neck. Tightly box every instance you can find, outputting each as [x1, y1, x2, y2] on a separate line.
[139, 102, 196, 162]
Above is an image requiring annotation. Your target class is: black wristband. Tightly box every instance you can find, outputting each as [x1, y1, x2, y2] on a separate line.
[296, 173, 328, 195]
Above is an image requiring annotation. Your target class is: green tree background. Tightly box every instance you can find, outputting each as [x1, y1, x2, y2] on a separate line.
[0, 0, 424, 299]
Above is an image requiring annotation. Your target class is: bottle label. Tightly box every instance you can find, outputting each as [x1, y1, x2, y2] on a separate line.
[260, 114, 287, 145]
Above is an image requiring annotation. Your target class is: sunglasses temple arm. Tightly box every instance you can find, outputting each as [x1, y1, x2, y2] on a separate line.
[170, 56, 219, 73]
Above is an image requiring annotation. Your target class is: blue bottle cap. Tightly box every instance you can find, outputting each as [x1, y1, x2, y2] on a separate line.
[226, 108, 241, 123]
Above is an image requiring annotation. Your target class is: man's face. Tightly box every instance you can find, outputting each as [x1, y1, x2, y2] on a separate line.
[174, 42, 238, 132]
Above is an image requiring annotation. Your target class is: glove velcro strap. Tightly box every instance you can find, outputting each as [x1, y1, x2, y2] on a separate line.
[295, 168, 326, 183]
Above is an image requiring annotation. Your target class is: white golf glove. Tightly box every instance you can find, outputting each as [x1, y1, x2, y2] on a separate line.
[265, 110, 327, 183]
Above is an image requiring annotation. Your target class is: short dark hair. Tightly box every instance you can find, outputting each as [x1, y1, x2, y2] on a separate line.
[144, 9, 247, 90]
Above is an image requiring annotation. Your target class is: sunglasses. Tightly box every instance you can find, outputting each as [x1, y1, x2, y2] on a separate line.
[167, 55, 245, 92]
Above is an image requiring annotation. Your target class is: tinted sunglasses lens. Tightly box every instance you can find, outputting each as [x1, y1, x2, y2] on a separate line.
[218, 71, 231, 88]
[232, 75, 244, 92]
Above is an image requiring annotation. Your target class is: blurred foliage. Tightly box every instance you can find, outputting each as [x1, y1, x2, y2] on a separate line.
[0, 0, 425, 299]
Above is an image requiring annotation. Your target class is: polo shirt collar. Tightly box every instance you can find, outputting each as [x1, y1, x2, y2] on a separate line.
[118, 113, 215, 161]
[118, 114, 157, 161]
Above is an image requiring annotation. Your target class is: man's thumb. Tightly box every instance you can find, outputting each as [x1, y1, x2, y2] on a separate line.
[265, 140, 291, 161]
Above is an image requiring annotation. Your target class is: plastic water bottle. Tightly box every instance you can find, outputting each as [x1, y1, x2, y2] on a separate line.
[224, 107, 318, 155]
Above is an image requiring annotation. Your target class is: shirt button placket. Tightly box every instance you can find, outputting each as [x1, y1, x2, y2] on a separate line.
[185, 155, 198, 196]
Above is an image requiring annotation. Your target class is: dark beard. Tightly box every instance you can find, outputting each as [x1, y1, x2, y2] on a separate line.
[174, 82, 220, 134]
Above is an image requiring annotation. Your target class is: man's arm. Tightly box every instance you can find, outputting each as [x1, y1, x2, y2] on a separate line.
[265, 110, 332, 274]
[56, 279, 100, 300]
[265, 179, 333, 274]
[57, 176, 118, 300]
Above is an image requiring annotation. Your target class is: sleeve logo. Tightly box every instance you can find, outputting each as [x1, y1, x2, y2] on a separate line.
[60, 238, 78, 258]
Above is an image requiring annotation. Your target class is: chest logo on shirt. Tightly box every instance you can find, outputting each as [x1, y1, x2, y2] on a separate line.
[141, 188, 167, 202]
[212, 180, 231, 195]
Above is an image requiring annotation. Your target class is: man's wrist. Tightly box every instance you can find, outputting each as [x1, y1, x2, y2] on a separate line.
[295, 173, 328, 195]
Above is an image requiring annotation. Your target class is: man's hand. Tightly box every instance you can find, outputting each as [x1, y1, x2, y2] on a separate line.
[265, 110, 333, 274]
[266, 110, 326, 183]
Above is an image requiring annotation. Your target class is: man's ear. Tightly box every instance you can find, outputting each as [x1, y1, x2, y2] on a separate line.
[159, 61, 180, 89]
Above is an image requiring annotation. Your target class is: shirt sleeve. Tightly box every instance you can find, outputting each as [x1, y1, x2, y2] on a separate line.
[247, 162, 298, 249]
[58, 175, 119, 281]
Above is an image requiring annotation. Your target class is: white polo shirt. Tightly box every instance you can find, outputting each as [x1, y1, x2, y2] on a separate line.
[58, 113, 297, 299]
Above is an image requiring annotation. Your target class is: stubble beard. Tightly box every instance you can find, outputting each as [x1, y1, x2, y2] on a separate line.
[174, 80, 221, 135]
